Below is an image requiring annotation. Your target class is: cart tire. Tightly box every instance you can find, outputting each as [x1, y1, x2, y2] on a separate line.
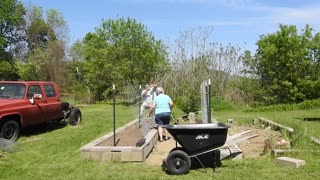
[166, 150, 191, 175]
[0, 120, 20, 141]
[169, 147, 184, 153]
[69, 108, 82, 126]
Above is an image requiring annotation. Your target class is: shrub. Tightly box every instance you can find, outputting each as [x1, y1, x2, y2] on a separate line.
[211, 96, 237, 111]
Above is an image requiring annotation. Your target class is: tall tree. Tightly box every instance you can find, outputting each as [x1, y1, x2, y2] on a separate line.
[24, 5, 43, 27]
[19, 6, 71, 91]
[0, 0, 25, 80]
[244, 24, 320, 104]
[26, 18, 56, 50]
[80, 17, 168, 100]
[46, 9, 69, 42]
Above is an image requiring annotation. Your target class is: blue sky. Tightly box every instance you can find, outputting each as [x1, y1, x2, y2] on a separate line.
[21, 0, 320, 52]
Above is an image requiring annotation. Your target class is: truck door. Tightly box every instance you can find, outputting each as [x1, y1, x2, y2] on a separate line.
[43, 84, 63, 120]
[25, 85, 46, 125]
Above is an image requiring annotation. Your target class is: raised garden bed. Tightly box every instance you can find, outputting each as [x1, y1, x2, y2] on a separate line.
[80, 117, 158, 162]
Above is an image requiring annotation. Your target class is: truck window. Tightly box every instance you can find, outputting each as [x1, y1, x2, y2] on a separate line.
[44, 85, 56, 97]
[0, 83, 26, 99]
[27, 85, 42, 99]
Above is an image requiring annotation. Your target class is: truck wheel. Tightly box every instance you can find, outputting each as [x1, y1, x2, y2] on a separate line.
[69, 108, 81, 126]
[166, 150, 191, 175]
[0, 120, 20, 141]
[61, 102, 70, 111]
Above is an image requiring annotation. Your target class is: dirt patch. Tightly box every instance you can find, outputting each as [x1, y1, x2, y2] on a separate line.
[144, 137, 177, 166]
[228, 124, 282, 159]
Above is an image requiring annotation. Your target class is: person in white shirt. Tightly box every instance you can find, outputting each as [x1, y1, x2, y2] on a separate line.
[140, 84, 157, 116]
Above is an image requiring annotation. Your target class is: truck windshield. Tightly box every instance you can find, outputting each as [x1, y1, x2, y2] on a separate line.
[0, 83, 26, 99]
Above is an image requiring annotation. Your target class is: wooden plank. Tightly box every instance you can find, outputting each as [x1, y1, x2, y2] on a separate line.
[272, 149, 320, 156]
[310, 136, 320, 145]
[224, 134, 259, 147]
[227, 130, 251, 141]
[258, 117, 294, 133]
[304, 118, 320, 121]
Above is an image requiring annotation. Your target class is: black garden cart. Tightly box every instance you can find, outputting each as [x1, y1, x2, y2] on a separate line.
[163, 123, 258, 175]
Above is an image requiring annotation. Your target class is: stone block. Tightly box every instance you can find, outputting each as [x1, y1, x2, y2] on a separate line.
[275, 139, 291, 149]
[276, 157, 305, 168]
[227, 119, 234, 124]
[252, 118, 259, 124]
[188, 112, 196, 124]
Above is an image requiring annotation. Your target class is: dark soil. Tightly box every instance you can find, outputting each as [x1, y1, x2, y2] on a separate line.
[99, 118, 155, 146]
[99, 123, 144, 146]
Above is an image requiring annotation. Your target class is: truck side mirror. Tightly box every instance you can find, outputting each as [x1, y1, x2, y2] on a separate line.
[29, 96, 35, 105]
[29, 94, 42, 105]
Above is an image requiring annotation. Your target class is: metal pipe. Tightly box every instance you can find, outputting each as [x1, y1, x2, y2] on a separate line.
[139, 84, 141, 127]
[208, 79, 211, 123]
[113, 84, 116, 146]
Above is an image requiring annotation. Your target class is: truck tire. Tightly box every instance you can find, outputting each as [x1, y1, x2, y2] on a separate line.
[0, 120, 20, 141]
[69, 108, 81, 126]
[61, 102, 70, 111]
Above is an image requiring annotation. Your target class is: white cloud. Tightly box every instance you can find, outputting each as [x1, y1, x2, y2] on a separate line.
[270, 7, 320, 25]
[207, 2, 320, 30]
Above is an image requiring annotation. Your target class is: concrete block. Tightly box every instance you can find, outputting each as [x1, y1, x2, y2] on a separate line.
[211, 118, 219, 123]
[276, 157, 305, 168]
[188, 112, 196, 124]
[227, 119, 234, 124]
[264, 126, 272, 131]
[252, 118, 259, 124]
[275, 139, 291, 149]
[231, 144, 243, 160]
[220, 144, 243, 161]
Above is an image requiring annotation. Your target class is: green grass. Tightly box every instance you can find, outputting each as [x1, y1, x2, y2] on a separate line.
[215, 108, 320, 150]
[1, 105, 320, 179]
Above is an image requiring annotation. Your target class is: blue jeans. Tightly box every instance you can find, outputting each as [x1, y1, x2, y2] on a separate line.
[155, 112, 171, 125]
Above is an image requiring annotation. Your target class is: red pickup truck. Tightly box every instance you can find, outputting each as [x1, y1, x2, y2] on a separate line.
[0, 81, 81, 141]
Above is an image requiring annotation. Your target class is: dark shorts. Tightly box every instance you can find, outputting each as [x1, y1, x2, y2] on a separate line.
[155, 112, 171, 125]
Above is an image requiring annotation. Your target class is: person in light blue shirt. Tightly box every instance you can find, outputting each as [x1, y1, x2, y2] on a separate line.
[148, 86, 173, 142]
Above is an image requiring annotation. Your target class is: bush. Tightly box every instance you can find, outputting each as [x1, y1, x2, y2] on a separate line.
[175, 94, 200, 113]
[211, 96, 237, 111]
